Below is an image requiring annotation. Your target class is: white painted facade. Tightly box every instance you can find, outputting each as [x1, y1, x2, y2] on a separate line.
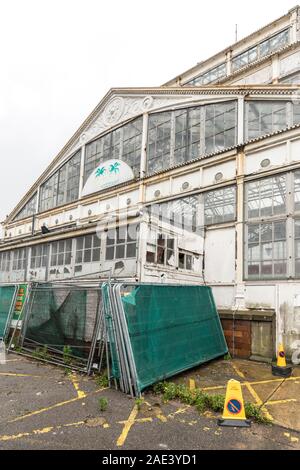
[2, 7, 300, 357]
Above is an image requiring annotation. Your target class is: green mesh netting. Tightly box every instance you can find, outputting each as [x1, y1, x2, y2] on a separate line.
[121, 284, 228, 392]
[0, 286, 16, 339]
[24, 286, 94, 359]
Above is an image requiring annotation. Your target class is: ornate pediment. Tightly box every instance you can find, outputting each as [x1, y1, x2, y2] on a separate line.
[78, 93, 200, 145]
[4, 87, 240, 224]
[50, 89, 241, 165]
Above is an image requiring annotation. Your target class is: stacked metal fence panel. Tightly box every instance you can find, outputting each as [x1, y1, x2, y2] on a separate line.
[102, 282, 228, 396]
[6, 281, 227, 385]
[15, 283, 103, 373]
[0, 285, 18, 340]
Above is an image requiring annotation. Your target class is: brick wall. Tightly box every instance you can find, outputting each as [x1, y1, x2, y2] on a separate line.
[219, 309, 275, 361]
[221, 318, 251, 359]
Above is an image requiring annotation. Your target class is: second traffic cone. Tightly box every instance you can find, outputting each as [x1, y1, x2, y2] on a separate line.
[272, 343, 292, 377]
[218, 379, 251, 427]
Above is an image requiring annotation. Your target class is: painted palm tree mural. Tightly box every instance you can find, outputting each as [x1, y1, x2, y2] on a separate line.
[95, 162, 121, 178]
[109, 162, 121, 174]
[84, 159, 134, 197]
[95, 166, 106, 177]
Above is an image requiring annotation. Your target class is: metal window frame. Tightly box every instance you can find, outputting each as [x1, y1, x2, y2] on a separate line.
[12, 247, 27, 272]
[243, 170, 300, 280]
[84, 117, 143, 184]
[204, 185, 237, 226]
[105, 223, 139, 261]
[39, 150, 81, 213]
[184, 62, 227, 86]
[75, 233, 101, 266]
[244, 99, 293, 140]
[231, 27, 290, 75]
[259, 28, 290, 58]
[13, 193, 38, 222]
[145, 229, 177, 268]
[147, 101, 237, 175]
[50, 239, 73, 268]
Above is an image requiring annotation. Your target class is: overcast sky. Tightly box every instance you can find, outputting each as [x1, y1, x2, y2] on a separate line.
[0, 0, 297, 229]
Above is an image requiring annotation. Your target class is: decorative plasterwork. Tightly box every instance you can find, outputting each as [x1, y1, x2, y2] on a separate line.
[79, 93, 231, 145]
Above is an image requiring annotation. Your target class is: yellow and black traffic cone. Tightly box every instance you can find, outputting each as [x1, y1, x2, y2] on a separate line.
[218, 379, 251, 427]
[271, 343, 292, 377]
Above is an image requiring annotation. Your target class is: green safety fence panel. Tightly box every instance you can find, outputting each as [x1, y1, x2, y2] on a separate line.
[25, 285, 89, 358]
[0, 286, 17, 339]
[121, 284, 228, 392]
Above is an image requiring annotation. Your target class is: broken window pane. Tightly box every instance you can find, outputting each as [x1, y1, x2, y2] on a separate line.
[146, 243, 156, 263]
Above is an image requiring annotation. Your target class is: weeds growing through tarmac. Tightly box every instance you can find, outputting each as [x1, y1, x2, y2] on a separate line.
[63, 345, 72, 365]
[223, 353, 232, 360]
[135, 397, 144, 411]
[33, 345, 49, 361]
[152, 381, 271, 424]
[94, 373, 109, 388]
[98, 397, 108, 412]
[64, 367, 73, 376]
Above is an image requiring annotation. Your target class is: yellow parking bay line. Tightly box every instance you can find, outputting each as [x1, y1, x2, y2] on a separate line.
[231, 363, 274, 422]
[2, 358, 23, 363]
[144, 400, 167, 423]
[9, 388, 107, 423]
[70, 373, 86, 399]
[167, 406, 190, 419]
[0, 372, 40, 378]
[117, 404, 139, 447]
[189, 379, 196, 390]
[116, 401, 190, 447]
[266, 398, 297, 405]
[201, 375, 300, 392]
[0, 420, 87, 442]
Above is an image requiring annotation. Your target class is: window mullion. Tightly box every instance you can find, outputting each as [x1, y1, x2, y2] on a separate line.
[287, 101, 293, 127]
[287, 172, 294, 278]
[169, 111, 175, 166]
[200, 106, 206, 155]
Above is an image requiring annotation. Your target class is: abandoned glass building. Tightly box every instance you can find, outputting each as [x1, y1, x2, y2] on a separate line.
[1, 6, 300, 360]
